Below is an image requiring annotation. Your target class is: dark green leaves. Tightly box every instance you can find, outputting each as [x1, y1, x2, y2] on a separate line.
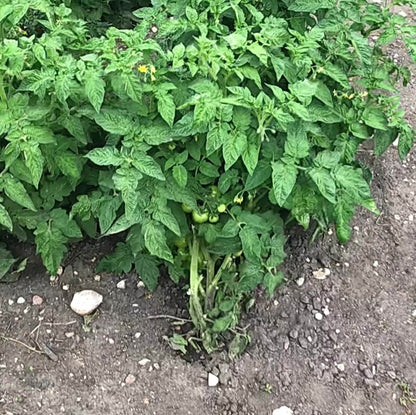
[308, 168, 336, 203]
[135, 254, 160, 291]
[272, 160, 297, 206]
[85, 70, 105, 113]
[2, 174, 36, 211]
[143, 221, 173, 263]
[284, 123, 309, 159]
[86, 147, 123, 166]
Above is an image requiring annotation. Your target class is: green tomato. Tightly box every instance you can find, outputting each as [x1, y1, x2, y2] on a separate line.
[192, 210, 209, 223]
[209, 214, 220, 223]
[174, 238, 187, 249]
[210, 185, 220, 197]
[182, 203, 193, 213]
[217, 204, 226, 213]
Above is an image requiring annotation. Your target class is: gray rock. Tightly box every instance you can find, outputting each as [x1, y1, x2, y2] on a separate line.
[300, 295, 310, 304]
[329, 332, 338, 342]
[219, 363, 231, 385]
[289, 329, 299, 340]
[298, 337, 308, 348]
[363, 368, 374, 379]
[70, 290, 103, 316]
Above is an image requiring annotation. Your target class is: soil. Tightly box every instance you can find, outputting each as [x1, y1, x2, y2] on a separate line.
[2, 14, 416, 415]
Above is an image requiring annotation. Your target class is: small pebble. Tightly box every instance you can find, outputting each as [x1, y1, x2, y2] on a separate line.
[62, 284, 70, 291]
[373, 261, 379, 268]
[336, 363, 345, 372]
[17, 297, 25, 304]
[296, 277, 305, 287]
[117, 280, 126, 289]
[208, 373, 219, 387]
[314, 312, 323, 321]
[70, 290, 103, 316]
[108, 338, 115, 344]
[8, 299, 14, 306]
[322, 306, 330, 316]
[409, 214, 414, 222]
[137, 281, 145, 288]
[57, 266, 64, 276]
[153, 363, 160, 370]
[412, 310, 416, 317]
[134, 332, 141, 339]
[139, 358, 151, 366]
[65, 332, 75, 338]
[32, 295, 43, 306]
[273, 407, 293, 415]
[363, 368, 374, 379]
[94, 275, 101, 282]
[125, 374, 136, 385]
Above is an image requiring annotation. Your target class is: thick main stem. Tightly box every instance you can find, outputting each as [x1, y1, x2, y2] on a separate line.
[188, 236, 206, 332]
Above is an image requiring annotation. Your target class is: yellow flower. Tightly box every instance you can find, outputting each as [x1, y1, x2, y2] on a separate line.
[138, 65, 148, 73]
[234, 195, 244, 204]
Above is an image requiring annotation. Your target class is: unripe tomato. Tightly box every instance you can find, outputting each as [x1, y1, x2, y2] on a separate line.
[182, 203, 193, 213]
[209, 214, 220, 223]
[210, 185, 220, 197]
[217, 204, 226, 213]
[174, 238, 187, 249]
[192, 211, 209, 223]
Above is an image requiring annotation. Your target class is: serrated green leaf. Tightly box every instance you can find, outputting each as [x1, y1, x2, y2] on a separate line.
[0, 247, 16, 280]
[314, 150, 341, 169]
[34, 222, 67, 274]
[206, 124, 229, 155]
[134, 253, 160, 291]
[239, 226, 261, 264]
[362, 106, 388, 131]
[85, 70, 105, 113]
[272, 160, 297, 206]
[3, 174, 36, 211]
[374, 128, 398, 156]
[143, 221, 173, 262]
[334, 196, 355, 243]
[247, 42, 268, 65]
[157, 93, 176, 127]
[245, 160, 271, 191]
[263, 271, 284, 297]
[284, 122, 309, 159]
[153, 203, 181, 236]
[172, 165, 187, 188]
[308, 167, 336, 203]
[224, 30, 248, 49]
[23, 143, 44, 188]
[223, 129, 247, 170]
[96, 243, 133, 274]
[288, 0, 336, 12]
[132, 152, 165, 181]
[323, 63, 350, 89]
[398, 128, 414, 160]
[95, 111, 132, 135]
[86, 147, 123, 166]
[0, 204, 12, 231]
[57, 152, 83, 179]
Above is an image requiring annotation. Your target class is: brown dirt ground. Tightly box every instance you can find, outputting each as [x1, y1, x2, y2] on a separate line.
[1, 14, 416, 415]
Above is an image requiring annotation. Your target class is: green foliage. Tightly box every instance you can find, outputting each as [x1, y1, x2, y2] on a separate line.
[1, 0, 416, 352]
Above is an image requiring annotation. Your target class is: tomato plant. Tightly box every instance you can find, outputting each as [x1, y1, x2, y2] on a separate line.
[1, 0, 416, 353]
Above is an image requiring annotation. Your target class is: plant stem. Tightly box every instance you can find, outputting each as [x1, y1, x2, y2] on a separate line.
[205, 254, 232, 311]
[0, 75, 7, 105]
[188, 235, 206, 332]
[200, 244, 215, 314]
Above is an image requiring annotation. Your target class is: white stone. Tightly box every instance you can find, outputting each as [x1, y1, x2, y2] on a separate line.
[314, 312, 323, 321]
[117, 280, 126, 289]
[134, 332, 141, 339]
[125, 374, 136, 384]
[208, 373, 219, 387]
[65, 332, 75, 338]
[94, 275, 101, 282]
[336, 363, 345, 372]
[412, 309, 416, 317]
[137, 281, 145, 288]
[322, 306, 330, 316]
[273, 406, 293, 415]
[373, 261, 379, 268]
[138, 358, 151, 366]
[70, 290, 103, 316]
[62, 284, 70, 291]
[17, 297, 25, 304]
[8, 299, 14, 306]
[32, 295, 43, 306]
[108, 338, 115, 344]
[296, 277, 305, 287]
[313, 268, 329, 280]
